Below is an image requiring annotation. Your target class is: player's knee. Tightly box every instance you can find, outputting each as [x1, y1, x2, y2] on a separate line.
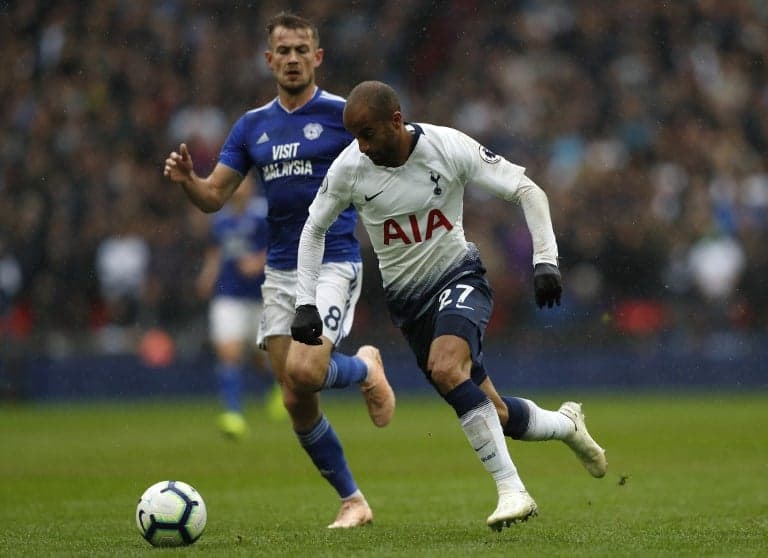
[284, 367, 320, 392]
[284, 354, 324, 392]
[428, 344, 471, 394]
[428, 362, 469, 394]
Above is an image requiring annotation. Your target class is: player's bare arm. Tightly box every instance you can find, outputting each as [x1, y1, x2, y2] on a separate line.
[195, 246, 220, 299]
[236, 252, 267, 278]
[164, 143, 242, 213]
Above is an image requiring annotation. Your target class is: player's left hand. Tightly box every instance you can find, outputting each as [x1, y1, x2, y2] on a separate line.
[534, 263, 562, 308]
[291, 304, 323, 345]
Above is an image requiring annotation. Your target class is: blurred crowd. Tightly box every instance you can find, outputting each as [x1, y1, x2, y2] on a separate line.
[2, 0, 767, 364]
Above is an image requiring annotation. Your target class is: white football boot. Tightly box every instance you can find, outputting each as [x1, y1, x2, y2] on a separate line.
[486, 489, 538, 531]
[558, 401, 607, 478]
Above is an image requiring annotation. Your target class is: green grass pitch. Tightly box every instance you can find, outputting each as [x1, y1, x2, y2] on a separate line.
[1, 392, 766, 557]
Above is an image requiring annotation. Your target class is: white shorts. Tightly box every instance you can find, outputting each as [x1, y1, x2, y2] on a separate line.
[258, 262, 362, 348]
[209, 296, 263, 344]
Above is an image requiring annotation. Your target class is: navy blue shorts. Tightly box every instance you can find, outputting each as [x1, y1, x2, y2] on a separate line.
[400, 272, 493, 386]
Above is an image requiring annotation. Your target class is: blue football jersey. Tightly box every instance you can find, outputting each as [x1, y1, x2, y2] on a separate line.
[218, 88, 360, 270]
[211, 197, 268, 299]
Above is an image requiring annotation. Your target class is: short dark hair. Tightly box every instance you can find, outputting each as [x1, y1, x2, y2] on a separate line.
[266, 12, 319, 48]
[347, 81, 401, 121]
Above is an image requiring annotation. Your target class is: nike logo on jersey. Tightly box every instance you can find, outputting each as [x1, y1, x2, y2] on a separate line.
[364, 190, 385, 202]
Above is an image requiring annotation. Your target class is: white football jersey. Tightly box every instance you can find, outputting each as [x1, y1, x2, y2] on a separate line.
[298, 123, 558, 323]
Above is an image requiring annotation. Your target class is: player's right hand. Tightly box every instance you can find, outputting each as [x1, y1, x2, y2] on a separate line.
[163, 143, 194, 183]
[291, 305, 323, 346]
[533, 262, 562, 308]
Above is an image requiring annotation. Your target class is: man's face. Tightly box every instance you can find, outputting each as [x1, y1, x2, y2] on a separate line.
[265, 26, 322, 95]
[344, 105, 400, 167]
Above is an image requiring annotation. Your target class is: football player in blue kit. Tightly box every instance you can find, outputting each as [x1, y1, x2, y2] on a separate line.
[292, 80, 607, 531]
[164, 14, 394, 529]
[195, 174, 285, 437]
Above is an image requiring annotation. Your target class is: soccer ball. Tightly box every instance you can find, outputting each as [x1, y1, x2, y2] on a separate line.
[135, 480, 207, 547]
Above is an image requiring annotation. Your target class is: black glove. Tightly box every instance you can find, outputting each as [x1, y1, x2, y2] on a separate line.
[291, 304, 323, 345]
[533, 263, 562, 309]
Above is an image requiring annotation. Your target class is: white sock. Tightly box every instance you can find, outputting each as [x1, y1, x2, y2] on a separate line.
[460, 400, 525, 491]
[519, 398, 575, 441]
[342, 489, 364, 502]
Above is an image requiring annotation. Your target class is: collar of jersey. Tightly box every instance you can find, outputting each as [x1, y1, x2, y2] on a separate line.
[276, 86, 320, 114]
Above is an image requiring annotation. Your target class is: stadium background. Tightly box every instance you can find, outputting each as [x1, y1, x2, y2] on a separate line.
[1, 0, 766, 399]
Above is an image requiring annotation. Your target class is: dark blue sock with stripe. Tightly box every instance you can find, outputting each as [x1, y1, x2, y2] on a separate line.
[322, 353, 368, 389]
[443, 379, 489, 417]
[296, 415, 358, 498]
[215, 362, 243, 412]
[502, 396, 531, 439]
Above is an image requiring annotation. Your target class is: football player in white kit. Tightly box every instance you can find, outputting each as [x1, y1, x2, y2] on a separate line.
[292, 80, 607, 530]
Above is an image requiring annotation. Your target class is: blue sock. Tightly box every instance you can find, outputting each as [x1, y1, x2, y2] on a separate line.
[322, 353, 368, 389]
[443, 379, 488, 417]
[502, 396, 531, 439]
[216, 362, 243, 413]
[296, 415, 358, 498]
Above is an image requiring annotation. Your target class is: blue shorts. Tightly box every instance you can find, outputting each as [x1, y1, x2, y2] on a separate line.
[400, 271, 492, 386]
